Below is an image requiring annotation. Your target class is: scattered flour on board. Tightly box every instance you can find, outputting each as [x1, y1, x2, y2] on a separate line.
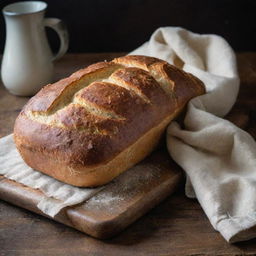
[86, 162, 164, 212]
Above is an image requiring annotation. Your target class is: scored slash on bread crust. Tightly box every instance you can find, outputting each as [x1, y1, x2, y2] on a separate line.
[14, 55, 205, 187]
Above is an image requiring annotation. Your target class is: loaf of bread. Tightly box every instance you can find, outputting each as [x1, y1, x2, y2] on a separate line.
[14, 55, 205, 187]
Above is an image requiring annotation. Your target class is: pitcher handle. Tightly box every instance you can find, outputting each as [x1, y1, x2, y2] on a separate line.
[44, 18, 69, 61]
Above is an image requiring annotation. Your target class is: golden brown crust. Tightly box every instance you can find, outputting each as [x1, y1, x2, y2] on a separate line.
[74, 81, 145, 120]
[14, 55, 205, 187]
[24, 62, 120, 113]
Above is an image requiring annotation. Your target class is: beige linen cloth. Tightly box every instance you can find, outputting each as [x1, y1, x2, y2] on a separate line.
[1, 26, 256, 243]
[131, 27, 256, 243]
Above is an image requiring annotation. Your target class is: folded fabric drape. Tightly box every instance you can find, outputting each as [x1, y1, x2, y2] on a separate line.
[131, 27, 256, 243]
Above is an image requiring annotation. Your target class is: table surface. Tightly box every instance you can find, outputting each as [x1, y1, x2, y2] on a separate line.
[1, 53, 256, 256]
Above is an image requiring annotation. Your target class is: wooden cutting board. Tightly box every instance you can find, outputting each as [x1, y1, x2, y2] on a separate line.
[0, 149, 182, 239]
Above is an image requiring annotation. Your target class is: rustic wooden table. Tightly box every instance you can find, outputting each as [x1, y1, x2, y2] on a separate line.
[1, 53, 256, 255]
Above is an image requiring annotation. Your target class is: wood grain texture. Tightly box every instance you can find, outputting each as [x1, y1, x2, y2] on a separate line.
[1, 52, 256, 255]
[0, 150, 182, 239]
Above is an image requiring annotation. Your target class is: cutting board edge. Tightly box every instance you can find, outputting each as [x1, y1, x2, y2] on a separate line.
[66, 171, 182, 239]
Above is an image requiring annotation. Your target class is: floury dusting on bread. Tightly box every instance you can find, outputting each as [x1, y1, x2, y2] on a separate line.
[14, 55, 205, 187]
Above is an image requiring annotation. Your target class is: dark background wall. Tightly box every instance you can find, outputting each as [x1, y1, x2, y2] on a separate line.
[0, 0, 255, 53]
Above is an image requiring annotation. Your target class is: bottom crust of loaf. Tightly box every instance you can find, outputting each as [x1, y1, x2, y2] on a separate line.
[16, 112, 178, 187]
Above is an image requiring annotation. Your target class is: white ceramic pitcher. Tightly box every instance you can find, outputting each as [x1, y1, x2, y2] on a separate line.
[1, 1, 69, 96]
